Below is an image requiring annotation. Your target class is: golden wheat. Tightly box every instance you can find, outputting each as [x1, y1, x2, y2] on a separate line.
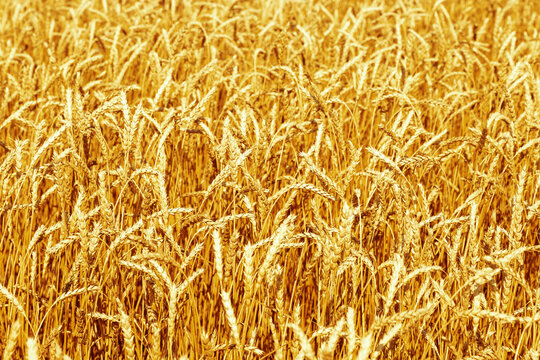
[0, 0, 539, 359]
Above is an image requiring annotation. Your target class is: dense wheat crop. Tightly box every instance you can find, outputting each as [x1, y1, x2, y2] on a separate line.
[0, 0, 539, 358]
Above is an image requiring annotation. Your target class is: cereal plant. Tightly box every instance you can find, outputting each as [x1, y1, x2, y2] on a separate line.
[0, 0, 539, 359]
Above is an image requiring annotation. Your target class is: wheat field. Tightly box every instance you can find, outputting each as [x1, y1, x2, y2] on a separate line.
[0, 0, 539, 359]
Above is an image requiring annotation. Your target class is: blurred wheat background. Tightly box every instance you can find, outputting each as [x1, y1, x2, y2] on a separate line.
[0, 0, 539, 359]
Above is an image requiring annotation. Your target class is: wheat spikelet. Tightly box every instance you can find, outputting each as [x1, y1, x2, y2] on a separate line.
[177, 241, 204, 274]
[268, 182, 336, 203]
[356, 332, 373, 360]
[117, 299, 135, 360]
[25, 337, 40, 360]
[256, 214, 295, 289]
[149, 322, 162, 360]
[243, 244, 255, 299]
[275, 283, 286, 339]
[30, 123, 68, 169]
[212, 229, 224, 283]
[208, 213, 254, 230]
[221, 290, 241, 346]
[224, 230, 239, 283]
[510, 165, 527, 250]
[384, 254, 404, 316]
[57, 285, 99, 302]
[374, 302, 438, 330]
[346, 307, 356, 358]
[3, 316, 22, 360]
[149, 260, 173, 292]
[0, 284, 27, 321]
[300, 151, 343, 197]
[129, 252, 181, 267]
[468, 200, 480, 259]
[459, 309, 540, 324]
[88, 312, 120, 323]
[0, 100, 39, 132]
[313, 119, 325, 165]
[272, 188, 299, 228]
